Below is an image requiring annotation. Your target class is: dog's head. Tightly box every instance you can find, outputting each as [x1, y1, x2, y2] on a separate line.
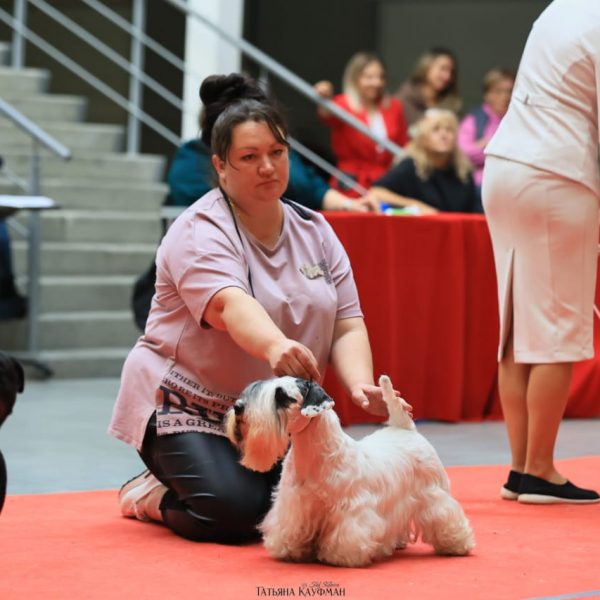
[224, 377, 335, 472]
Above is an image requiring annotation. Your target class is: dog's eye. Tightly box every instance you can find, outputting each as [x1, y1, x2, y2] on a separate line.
[234, 402, 245, 416]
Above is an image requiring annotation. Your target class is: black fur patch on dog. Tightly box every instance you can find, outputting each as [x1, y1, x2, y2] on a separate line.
[294, 379, 334, 415]
[275, 387, 298, 410]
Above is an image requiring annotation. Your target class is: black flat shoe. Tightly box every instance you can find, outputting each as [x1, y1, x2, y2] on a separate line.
[518, 473, 600, 504]
[501, 470, 523, 500]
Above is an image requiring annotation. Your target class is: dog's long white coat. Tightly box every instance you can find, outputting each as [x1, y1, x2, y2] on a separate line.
[226, 375, 475, 567]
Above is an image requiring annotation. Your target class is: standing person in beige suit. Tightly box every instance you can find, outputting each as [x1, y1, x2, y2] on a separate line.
[482, 0, 600, 504]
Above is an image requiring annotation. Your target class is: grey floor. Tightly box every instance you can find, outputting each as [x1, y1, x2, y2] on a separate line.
[2, 377, 600, 495]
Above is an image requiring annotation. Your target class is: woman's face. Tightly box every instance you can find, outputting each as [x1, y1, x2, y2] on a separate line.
[422, 118, 456, 154]
[212, 120, 289, 208]
[426, 55, 455, 93]
[484, 77, 514, 116]
[356, 60, 386, 103]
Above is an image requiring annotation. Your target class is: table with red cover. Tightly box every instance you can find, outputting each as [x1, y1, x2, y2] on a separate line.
[322, 213, 600, 425]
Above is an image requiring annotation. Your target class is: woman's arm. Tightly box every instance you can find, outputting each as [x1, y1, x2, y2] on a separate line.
[329, 317, 388, 416]
[203, 286, 321, 381]
[314, 80, 334, 119]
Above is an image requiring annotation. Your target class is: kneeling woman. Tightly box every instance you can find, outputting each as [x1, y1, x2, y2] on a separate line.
[370, 109, 482, 214]
[109, 74, 391, 543]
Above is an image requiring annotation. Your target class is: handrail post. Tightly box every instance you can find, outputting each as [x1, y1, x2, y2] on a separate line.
[26, 140, 42, 354]
[127, 0, 146, 154]
[11, 0, 27, 68]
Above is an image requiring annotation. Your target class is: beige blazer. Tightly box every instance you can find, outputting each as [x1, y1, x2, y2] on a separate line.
[485, 0, 600, 196]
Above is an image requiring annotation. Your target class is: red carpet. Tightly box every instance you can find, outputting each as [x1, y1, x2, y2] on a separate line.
[2, 457, 600, 600]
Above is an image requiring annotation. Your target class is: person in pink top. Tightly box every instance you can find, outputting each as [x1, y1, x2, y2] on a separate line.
[109, 74, 399, 543]
[458, 68, 515, 187]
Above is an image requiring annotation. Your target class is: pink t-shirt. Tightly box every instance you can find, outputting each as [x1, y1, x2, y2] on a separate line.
[108, 189, 362, 449]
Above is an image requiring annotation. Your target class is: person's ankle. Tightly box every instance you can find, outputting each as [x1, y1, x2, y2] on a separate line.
[524, 467, 566, 485]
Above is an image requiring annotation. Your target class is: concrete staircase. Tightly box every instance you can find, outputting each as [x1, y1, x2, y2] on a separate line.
[0, 42, 168, 377]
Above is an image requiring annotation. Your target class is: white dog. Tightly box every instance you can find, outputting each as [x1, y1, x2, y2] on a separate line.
[224, 375, 474, 567]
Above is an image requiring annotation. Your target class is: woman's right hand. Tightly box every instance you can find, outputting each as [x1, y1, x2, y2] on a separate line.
[314, 80, 334, 100]
[267, 338, 321, 381]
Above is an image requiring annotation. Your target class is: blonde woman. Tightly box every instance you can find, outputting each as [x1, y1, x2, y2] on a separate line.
[314, 52, 408, 197]
[369, 109, 480, 214]
[396, 47, 462, 127]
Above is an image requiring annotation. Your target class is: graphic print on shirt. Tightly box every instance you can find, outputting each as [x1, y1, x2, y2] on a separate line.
[156, 365, 236, 437]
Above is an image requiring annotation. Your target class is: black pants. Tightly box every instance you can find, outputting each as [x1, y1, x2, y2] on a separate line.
[139, 415, 281, 544]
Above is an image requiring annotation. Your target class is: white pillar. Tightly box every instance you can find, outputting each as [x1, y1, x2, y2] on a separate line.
[181, 0, 244, 141]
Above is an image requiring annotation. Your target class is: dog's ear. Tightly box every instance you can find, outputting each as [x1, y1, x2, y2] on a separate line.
[275, 386, 298, 410]
[295, 379, 335, 418]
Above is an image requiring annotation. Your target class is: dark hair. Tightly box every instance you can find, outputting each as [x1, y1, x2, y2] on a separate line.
[199, 73, 289, 160]
[410, 46, 459, 99]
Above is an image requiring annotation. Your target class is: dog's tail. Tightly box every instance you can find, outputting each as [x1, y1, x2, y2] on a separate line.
[379, 374, 415, 430]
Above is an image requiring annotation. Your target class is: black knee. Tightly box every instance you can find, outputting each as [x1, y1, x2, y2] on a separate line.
[161, 479, 271, 543]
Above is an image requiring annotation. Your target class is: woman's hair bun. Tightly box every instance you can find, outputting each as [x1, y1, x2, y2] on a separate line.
[200, 73, 266, 108]
[199, 73, 272, 148]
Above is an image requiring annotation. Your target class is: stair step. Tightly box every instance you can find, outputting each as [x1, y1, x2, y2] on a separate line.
[0, 121, 124, 152]
[0, 180, 168, 211]
[22, 275, 138, 312]
[18, 347, 131, 378]
[0, 310, 140, 351]
[0, 66, 50, 94]
[12, 209, 162, 243]
[0, 94, 87, 122]
[13, 241, 156, 275]
[0, 150, 165, 182]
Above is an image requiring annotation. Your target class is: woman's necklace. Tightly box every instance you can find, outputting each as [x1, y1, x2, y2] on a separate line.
[227, 196, 283, 248]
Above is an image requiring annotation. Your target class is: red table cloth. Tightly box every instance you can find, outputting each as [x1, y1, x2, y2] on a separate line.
[322, 213, 600, 425]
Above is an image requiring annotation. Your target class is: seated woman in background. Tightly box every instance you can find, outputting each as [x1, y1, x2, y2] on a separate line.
[313, 51, 408, 197]
[369, 109, 481, 214]
[395, 47, 462, 127]
[165, 137, 376, 212]
[458, 67, 515, 188]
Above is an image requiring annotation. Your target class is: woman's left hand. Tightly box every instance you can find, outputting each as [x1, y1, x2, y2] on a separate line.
[350, 383, 413, 417]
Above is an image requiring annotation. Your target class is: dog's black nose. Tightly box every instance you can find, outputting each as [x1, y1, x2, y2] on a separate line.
[233, 402, 245, 416]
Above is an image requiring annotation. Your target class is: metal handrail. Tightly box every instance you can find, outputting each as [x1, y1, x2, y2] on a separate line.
[0, 96, 67, 368]
[80, 0, 202, 82]
[164, 0, 405, 160]
[288, 138, 369, 196]
[0, 6, 181, 147]
[0, 97, 71, 159]
[5, 0, 402, 193]
[28, 0, 183, 111]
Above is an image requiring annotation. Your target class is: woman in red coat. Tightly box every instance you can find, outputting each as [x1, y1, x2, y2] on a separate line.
[314, 52, 408, 198]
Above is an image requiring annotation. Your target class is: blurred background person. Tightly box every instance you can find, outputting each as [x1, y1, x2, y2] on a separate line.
[395, 47, 462, 127]
[313, 51, 408, 198]
[0, 218, 27, 321]
[458, 67, 515, 188]
[369, 109, 480, 214]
